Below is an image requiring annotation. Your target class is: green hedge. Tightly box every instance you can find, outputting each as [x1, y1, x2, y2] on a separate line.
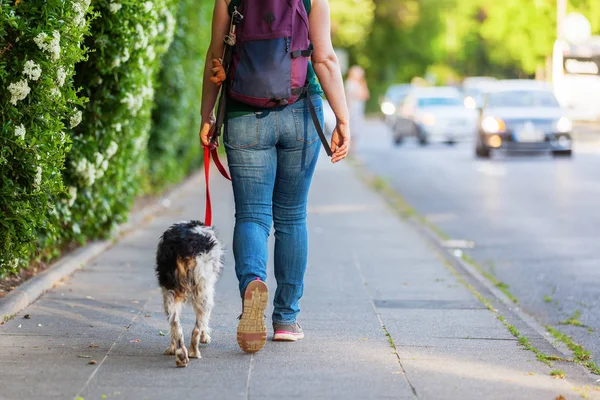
[59, 0, 179, 243]
[0, 0, 93, 274]
[0, 0, 213, 278]
[147, 0, 213, 191]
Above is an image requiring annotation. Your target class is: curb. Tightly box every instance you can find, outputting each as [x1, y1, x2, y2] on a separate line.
[0, 171, 203, 322]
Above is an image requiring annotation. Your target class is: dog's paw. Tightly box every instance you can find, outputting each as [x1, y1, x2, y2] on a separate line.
[200, 331, 211, 344]
[164, 345, 176, 356]
[189, 347, 201, 359]
[175, 347, 189, 367]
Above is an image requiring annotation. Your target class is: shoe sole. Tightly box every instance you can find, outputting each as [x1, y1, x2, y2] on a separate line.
[237, 280, 269, 354]
[273, 331, 305, 342]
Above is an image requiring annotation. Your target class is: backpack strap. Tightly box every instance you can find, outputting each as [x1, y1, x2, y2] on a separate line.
[291, 43, 314, 59]
[305, 87, 333, 157]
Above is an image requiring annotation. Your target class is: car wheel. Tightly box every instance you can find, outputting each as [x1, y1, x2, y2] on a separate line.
[552, 149, 572, 157]
[446, 140, 456, 146]
[393, 135, 404, 146]
[475, 144, 491, 158]
[415, 126, 428, 146]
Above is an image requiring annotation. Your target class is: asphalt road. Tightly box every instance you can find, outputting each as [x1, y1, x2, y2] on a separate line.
[357, 120, 600, 366]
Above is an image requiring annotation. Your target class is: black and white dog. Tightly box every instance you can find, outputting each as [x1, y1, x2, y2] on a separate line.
[155, 221, 223, 367]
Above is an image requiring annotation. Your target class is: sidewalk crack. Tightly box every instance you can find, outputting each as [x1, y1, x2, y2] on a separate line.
[73, 295, 151, 399]
[353, 252, 419, 398]
[245, 354, 254, 400]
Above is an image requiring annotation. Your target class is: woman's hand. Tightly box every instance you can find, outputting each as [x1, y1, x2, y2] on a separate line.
[330, 120, 350, 163]
[199, 117, 216, 147]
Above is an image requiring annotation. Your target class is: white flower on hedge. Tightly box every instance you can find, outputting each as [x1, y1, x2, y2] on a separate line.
[73, 158, 96, 186]
[50, 87, 61, 99]
[68, 186, 78, 207]
[109, 2, 122, 13]
[23, 60, 42, 81]
[94, 152, 104, 167]
[164, 9, 176, 47]
[14, 124, 26, 140]
[157, 22, 165, 34]
[33, 32, 48, 50]
[8, 79, 31, 105]
[148, 24, 158, 40]
[57, 67, 66, 87]
[121, 92, 143, 115]
[95, 167, 105, 180]
[134, 24, 148, 50]
[70, 110, 82, 128]
[146, 45, 156, 61]
[112, 57, 121, 68]
[8, 258, 19, 269]
[72, 2, 85, 27]
[34, 31, 61, 61]
[34, 166, 43, 189]
[121, 48, 130, 63]
[101, 159, 109, 171]
[113, 123, 122, 133]
[143, 1, 153, 12]
[141, 84, 154, 100]
[106, 141, 119, 158]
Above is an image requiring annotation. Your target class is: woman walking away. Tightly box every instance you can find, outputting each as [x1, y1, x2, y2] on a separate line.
[199, 0, 350, 353]
[345, 65, 369, 154]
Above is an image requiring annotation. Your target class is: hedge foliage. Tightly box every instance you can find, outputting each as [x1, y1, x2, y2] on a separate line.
[0, 0, 214, 277]
[148, 0, 213, 191]
[0, 0, 93, 274]
[57, 0, 179, 245]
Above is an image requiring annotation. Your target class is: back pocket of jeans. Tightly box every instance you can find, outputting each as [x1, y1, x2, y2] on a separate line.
[226, 114, 260, 149]
[293, 105, 323, 144]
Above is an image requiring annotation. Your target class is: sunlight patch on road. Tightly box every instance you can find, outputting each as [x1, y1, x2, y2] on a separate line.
[475, 163, 507, 177]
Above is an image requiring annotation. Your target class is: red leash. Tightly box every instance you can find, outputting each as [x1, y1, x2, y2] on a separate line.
[203, 143, 231, 226]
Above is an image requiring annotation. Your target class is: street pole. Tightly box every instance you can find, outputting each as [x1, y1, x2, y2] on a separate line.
[557, 0, 567, 39]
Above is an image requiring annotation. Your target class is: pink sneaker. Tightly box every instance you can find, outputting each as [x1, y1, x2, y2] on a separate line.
[273, 321, 304, 341]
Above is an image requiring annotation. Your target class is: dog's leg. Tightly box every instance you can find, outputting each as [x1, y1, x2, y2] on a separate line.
[163, 290, 177, 356]
[190, 283, 215, 358]
[164, 291, 188, 367]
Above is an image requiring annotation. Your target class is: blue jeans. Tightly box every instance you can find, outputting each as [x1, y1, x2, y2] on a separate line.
[225, 95, 323, 324]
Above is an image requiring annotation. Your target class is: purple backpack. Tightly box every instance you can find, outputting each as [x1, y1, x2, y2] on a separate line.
[228, 0, 313, 108]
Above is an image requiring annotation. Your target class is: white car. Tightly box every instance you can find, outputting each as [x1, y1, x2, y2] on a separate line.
[394, 87, 478, 146]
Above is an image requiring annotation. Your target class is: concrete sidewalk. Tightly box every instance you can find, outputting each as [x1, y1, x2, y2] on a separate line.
[0, 155, 597, 399]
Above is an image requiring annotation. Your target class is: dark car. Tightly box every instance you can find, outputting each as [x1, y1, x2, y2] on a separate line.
[475, 81, 573, 158]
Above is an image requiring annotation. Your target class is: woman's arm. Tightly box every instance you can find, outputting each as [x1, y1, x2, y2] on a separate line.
[309, 0, 350, 162]
[199, 0, 230, 145]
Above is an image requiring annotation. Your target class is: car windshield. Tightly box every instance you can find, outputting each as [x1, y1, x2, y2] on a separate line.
[487, 90, 559, 108]
[418, 97, 462, 107]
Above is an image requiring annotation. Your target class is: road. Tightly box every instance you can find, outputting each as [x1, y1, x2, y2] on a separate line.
[357, 120, 600, 366]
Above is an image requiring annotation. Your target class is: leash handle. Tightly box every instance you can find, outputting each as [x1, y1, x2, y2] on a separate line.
[204, 143, 231, 227]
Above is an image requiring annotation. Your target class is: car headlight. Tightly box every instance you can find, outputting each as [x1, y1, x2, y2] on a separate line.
[419, 113, 436, 126]
[381, 101, 396, 116]
[556, 117, 572, 133]
[464, 96, 477, 109]
[481, 116, 506, 134]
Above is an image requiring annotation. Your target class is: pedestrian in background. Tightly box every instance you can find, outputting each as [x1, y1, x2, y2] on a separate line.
[345, 65, 369, 154]
[199, 0, 351, 353]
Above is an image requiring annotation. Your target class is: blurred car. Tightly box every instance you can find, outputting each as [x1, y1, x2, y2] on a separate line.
[462, 76, 497, 109]
[393, 86, 478, 146]
[475, 80, 573, 158]
[381, 84, 412, 126]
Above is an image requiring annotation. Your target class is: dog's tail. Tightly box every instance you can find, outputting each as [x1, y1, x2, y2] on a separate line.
[175, 256, 196, 295]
